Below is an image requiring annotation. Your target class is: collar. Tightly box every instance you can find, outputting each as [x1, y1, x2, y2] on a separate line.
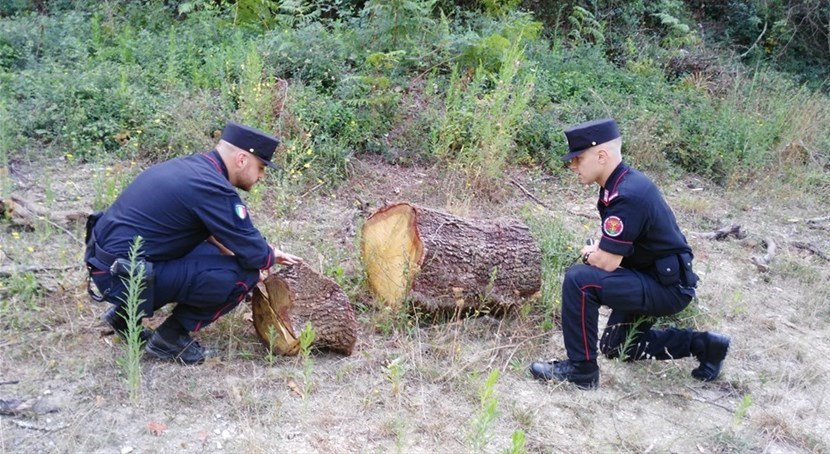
[202, 149, 229, 180]
[599, 162, 629, 206]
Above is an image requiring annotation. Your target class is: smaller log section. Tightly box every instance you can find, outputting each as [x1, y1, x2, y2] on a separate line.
[251, 263, 357, 356]
[361, 203, 542, 313]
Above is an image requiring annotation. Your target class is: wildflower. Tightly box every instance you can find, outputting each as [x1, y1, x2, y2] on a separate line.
[27, 246, 34, 253]
[12, 231, 19, 239]
[65, 153, 74, 160]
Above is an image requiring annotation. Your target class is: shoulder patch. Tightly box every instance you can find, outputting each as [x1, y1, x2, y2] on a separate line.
[234, 203, 248, 220]
[603, 216, 624, 237]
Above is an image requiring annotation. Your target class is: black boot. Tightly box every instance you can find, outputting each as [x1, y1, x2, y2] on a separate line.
[145, 317, 206, 365]
[529, 359, 600, 390]
[102, 306, 152, 344]
[691, 332, 730, 381]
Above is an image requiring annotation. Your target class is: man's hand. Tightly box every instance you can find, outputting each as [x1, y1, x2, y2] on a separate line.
[579, 238, 598, 257]
[271, 245, 303, 266]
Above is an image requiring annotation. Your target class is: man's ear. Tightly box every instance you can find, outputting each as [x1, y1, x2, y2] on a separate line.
[597, 147, 611, 164]
[235, 150, 247, 168]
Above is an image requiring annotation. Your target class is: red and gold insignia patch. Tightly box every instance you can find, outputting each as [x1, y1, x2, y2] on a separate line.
[603, 216, 624, 237]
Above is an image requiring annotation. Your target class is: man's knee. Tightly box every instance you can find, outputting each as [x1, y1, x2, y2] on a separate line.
[563, 264, 596, 289]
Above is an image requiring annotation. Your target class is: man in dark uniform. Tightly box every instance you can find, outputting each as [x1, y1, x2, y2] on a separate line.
[85, 122, 302, 365]
[529, 118, 730, 389]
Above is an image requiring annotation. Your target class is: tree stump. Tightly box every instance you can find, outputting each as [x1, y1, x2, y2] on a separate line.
[361, 202, 542, 313]
[251, 263, 357, 356]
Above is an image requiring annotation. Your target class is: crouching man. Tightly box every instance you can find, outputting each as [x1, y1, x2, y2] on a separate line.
[85, 122, 301, 364]
[530, 118, 729, 389]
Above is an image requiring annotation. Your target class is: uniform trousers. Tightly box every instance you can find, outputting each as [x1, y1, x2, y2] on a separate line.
[91, 242, 260, 332]
[561, 264, 695, 363]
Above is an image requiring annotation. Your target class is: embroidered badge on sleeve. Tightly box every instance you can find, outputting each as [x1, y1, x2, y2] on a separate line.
[234, 203, 248, 220]
[603, 216, 624, 237]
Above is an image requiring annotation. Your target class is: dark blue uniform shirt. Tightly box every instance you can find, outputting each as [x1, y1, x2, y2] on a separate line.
[90, 150, 275, 270]
[597, 162, 692, 270]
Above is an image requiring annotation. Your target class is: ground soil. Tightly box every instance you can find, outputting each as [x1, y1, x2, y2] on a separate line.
[1, 154, 829, 453]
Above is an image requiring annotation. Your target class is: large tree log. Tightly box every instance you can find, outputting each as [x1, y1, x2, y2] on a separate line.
[251, 263, 357, 356]
[361, 202, 542, 314]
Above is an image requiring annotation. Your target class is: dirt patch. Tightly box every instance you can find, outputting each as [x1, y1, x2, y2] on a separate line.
[2, 155, 829, 453]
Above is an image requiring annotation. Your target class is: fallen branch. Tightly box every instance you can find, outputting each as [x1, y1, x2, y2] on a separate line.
[788, 214, 830, 224]
[0, 264, 79, 278]
[510, 179, 551, 210]
[9, 419, 67, 432]
[1, 197, 87, 245]
[0, 380, 19, 386]
[690, 224, 745, 240]
[750, 237, 776, 272]
[791, 241, 830, 262]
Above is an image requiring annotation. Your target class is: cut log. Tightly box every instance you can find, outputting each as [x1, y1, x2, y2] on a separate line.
[361, 202, 542, 314]
[251, 263, 357, 356]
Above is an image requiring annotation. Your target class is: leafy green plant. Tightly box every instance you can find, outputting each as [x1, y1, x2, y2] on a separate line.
[115, 236, 148, 405]
[265, 324, 279, 367]
[733, 393, 752, 426]
[567, 6, 604, 46]
[359, 0, 437, 51]
[431, 27, 537, 186]
[468, 369, 500, 453]
[298, 321, 316, 399]
[238, 44, 274, 129]
[617, 316, 652, 362]
[384, 356, 406, 397]
[505, 429, 527, 454]
[91, 162, 139, 211]
[524, 211, 578, 330]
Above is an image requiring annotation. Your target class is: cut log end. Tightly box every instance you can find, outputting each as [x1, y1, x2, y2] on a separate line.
[251, 264, 357, 356]
[251, 279, 300, 356]
[361, 203, 424, 309]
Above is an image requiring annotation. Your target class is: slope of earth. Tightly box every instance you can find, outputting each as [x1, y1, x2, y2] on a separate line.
[1, 154, 828, 453]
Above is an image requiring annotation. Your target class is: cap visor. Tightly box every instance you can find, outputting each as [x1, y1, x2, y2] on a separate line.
[257, 156, 280, 170]
[560, 148, 587, 161]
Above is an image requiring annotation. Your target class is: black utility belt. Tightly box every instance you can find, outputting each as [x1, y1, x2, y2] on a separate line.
[653, 253, 698, 288]
[109, 257, 155, 283]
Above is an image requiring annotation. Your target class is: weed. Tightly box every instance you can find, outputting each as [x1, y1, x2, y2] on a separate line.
[432, 25, 537, 187]
[618, 316, 652, 362]
[91, 162, 139, 211]
[238, 44, 274, 129]
[467, 369, 500, 453]
[298, 321, 316, 399]
[733, 393, 752, 427]
[115, 236, 148, 406]
[0, 270, 40, 329]
[523, 210, 578, 330]
[384, 356, 406, 397]
[506, 429, 527, 454]
[265, 324, 279, 367]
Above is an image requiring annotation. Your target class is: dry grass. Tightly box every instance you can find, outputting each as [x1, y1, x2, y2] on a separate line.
[2, 155, 830, 453]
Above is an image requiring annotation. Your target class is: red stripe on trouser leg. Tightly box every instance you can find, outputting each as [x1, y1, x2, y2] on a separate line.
[208, 281, 251, 322]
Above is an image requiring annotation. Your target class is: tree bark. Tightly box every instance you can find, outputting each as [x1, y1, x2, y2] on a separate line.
[251, 263, 357, 356]
[361, 202, 542, 314]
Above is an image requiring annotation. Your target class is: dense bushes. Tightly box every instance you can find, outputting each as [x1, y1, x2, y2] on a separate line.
[1, 0, 828, 189]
